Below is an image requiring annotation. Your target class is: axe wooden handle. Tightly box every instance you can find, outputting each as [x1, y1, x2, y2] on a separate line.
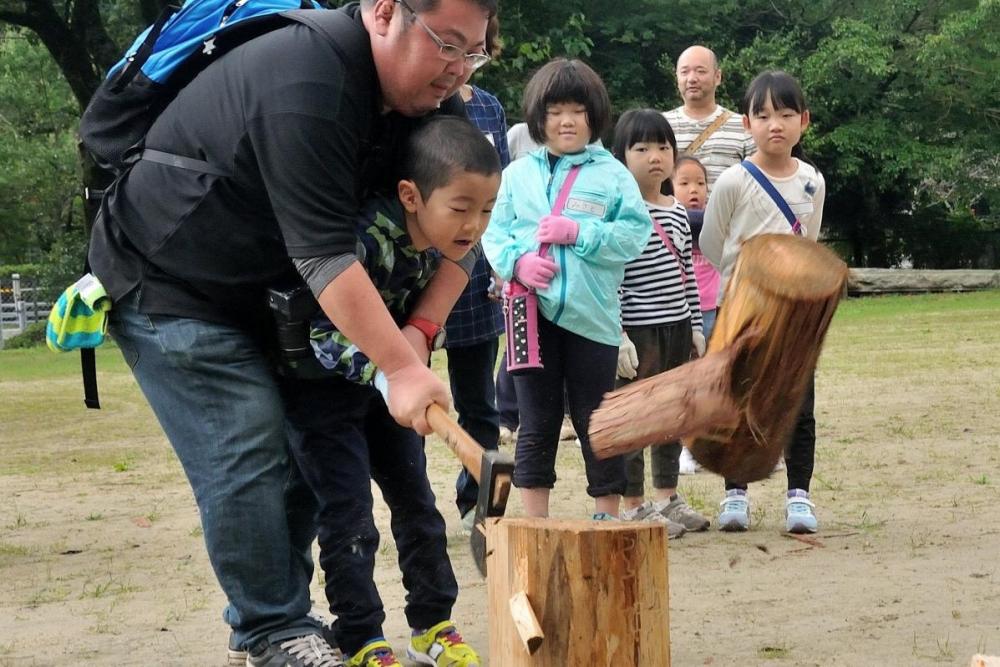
[426, 403, 483, 483]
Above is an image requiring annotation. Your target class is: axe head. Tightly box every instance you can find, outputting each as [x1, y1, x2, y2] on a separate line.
[470, 449, 514, 576]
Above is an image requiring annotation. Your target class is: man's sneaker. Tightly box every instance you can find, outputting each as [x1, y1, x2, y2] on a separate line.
[228, 639, 247, 666]
[247, 632, 344, 666]
[785, 489, 818, 533]
[678, 448, 700, 475]
[406, 620, 480, 666]
[718, 489, 750, 532]
[460, 508, 476, 535]
[347, 639, 402, 667]
[621, 501, 686, 539]
[655, 495, 710, 531]
[498, 426, 517, 447]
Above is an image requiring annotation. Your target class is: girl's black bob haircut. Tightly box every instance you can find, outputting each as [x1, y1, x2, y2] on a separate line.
[741, 70, 808, 117]
[611, 109, 678, 165]
[522, 58, 611, 146]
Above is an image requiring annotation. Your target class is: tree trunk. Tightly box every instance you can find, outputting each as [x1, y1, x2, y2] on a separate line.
[486, 518, 670, 666]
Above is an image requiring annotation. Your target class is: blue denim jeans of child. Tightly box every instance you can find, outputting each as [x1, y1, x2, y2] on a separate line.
[282, 376, 458, 656]
[447, 337, 501, 517]
[108, 291, 319, 651]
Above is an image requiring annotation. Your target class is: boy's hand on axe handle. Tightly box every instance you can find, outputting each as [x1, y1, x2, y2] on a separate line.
[376, 363, 450, 435]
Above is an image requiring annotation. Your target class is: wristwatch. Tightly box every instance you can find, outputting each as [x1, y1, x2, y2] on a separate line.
[406, 317, 446, 352]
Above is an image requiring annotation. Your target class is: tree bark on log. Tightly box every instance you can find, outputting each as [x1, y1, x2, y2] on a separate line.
[487, 518, 670, 666]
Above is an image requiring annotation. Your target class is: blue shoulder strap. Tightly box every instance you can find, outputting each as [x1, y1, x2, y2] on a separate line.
[741, 160, 802, 235]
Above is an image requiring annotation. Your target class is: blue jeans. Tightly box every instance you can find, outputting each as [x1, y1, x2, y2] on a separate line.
[702, 308, 717, 341]
[108, 292, 319, 650]
[283, 376, 458, 656]
[447, 338, 501, 517]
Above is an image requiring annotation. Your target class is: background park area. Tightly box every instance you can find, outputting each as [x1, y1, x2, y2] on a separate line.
[3, 290, 1000, 666]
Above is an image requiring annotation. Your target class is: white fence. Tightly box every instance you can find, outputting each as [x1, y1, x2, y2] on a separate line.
[0, 274, 51, 349]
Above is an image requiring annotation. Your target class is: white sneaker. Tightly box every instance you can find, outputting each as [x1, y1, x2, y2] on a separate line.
[498, 426, 517, 447]
[622, 501, 686, 539]
[678, 448, 700, 475]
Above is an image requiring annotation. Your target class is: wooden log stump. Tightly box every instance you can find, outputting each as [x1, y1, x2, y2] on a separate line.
[487, 518, 669, 666]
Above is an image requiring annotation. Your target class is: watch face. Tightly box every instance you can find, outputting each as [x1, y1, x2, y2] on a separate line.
[432, 329, 447, 351]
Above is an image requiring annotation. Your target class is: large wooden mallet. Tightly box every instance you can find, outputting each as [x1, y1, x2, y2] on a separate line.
[590, 234, 848, 483]
[426, 404, 513, 576]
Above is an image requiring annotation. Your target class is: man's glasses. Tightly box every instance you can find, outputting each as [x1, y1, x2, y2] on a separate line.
[395, 0, 491, 71]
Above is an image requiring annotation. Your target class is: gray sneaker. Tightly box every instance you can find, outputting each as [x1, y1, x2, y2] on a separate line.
[247, 632, 344, 666]
[655, 495, 710, 532]
[621, 501, 686, 539]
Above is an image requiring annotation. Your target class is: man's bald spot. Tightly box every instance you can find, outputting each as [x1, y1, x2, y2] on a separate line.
[677, 45, 719, 71]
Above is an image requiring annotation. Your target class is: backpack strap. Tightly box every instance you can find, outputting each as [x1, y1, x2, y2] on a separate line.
[283, 8, 372, 77]
[741, 160, 803, 235]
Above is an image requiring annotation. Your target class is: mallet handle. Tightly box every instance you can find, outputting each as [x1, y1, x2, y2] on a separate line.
[426, 403, 483, 483]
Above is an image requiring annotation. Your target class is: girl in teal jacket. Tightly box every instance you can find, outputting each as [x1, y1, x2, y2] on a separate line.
[482, 58, 651, 520]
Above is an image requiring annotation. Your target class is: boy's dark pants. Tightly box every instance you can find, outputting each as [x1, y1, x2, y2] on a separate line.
[282, 376, 458, 656]
[447, 337, 501, 517]
[512, 316, 625, 497]
[619, 321, 692, 496]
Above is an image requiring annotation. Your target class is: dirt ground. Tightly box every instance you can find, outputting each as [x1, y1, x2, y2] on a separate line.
[2, 292, 999, 666]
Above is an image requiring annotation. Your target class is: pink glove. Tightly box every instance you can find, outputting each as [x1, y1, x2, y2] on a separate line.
[513, 252, 558, 290]
[536, 214, 579, 245]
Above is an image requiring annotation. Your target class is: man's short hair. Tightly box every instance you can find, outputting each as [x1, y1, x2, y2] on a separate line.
[522, 58, 611, 146]
[402, 115, 501, 199]
[362, 0, 497, 18]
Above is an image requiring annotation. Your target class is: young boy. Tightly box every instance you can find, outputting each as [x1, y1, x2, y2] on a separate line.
[281, 116, 500, 667]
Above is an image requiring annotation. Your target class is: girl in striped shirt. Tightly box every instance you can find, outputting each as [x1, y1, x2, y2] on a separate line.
[610, 109, 710, 536]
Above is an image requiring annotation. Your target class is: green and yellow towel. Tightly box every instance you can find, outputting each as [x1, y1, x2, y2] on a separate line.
[46, 273, 111, 352]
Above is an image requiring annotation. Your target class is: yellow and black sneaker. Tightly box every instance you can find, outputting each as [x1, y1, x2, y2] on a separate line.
[346, 639, 401, 667]
[406, 621, 480, 667]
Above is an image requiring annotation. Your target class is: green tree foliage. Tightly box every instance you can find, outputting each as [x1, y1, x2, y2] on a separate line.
[0, 31, 82, 269]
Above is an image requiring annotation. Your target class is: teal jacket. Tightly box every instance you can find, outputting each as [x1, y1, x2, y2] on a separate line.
[483, 145, 652, 346]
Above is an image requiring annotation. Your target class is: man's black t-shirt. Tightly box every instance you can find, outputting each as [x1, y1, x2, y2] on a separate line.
[89, 5, 462, 334]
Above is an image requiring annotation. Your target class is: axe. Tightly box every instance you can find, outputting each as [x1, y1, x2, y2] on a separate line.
[426, 403, 513, 576]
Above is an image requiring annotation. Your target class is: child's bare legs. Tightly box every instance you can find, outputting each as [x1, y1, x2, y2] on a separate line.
[594, 494, 621, 517]
[521, 488, 551, 518]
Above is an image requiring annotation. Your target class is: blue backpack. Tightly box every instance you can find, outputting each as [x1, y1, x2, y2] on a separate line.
[80, 0, 361, 174]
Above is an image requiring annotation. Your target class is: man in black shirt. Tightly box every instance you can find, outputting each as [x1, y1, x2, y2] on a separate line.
[87, 1, 495, 665]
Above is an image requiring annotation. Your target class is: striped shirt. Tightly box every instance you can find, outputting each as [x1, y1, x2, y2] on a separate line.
[663, 105, 756, 191]
[620, 200, 703, 331]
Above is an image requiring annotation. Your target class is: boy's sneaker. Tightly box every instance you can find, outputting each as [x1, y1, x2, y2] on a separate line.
[718, 489, 750, 532]
[247, 632, 344, 666]
[591, 511, 618, 521]
[678, 448, 700, 475]
[347, 639, 402, 667]
[406, 621, 480, 666]
[655, 495, 710, 532]
[621, 501, 686, 539]
[785, 489, 818, 533]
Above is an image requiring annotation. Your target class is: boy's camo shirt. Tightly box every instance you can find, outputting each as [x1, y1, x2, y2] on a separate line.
[309, 195, 440, 384]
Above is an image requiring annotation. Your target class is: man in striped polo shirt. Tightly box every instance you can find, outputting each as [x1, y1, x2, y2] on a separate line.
[663, 45, 756, 190]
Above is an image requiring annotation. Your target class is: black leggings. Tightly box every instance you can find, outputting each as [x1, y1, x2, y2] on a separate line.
[511, 317, 625, 498]
[726, 373, 816, 492]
